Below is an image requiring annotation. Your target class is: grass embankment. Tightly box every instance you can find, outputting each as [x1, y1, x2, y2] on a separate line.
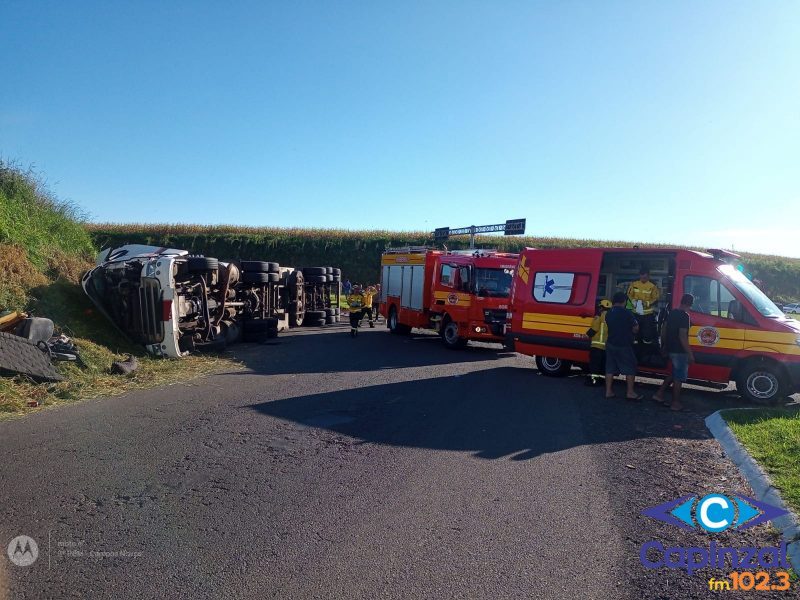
[724, 408, 800, 516]
[0, 163, 234, 417]
[88, 223, 800, 303]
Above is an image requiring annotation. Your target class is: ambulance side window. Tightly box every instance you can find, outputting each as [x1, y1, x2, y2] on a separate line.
[440, 265, 453, 287]
[684, 276, 749, 322]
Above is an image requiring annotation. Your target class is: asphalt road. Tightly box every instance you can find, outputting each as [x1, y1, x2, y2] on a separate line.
[1, 323, 798, 599]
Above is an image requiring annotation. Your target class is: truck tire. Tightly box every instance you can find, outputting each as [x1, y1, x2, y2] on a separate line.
[303, 267, 327, 277]
[331, 268, 341, 276]
[735, 362, 789, 405]
[241, 260, 280, 273]
[304, 310, 326, 326]
[187, 256, 219, 273]
[242, 272, 279, 284]
[324, 308, 334, 317]
[241, 261, 267, 273]
[441, 320, 468, 349]
[535, 355, 573, 377]
[325, 315, 335, 325]
[305, 275, 327, 284]
[388, 307, 411, 335]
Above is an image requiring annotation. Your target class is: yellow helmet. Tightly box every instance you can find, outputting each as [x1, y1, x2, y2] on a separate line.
[599, 299, 612, 309]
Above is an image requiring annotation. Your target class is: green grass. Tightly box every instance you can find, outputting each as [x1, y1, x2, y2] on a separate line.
[724, 408, 800, 516]
[0, 161, 94, 271]
[0, 162, 239, 416]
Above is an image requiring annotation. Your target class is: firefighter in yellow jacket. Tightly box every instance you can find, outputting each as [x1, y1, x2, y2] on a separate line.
[361, 285, 378, 328]
[627, 267, 660, 351]
[585, 299, 611, 386]
[347, 285, 366, 337]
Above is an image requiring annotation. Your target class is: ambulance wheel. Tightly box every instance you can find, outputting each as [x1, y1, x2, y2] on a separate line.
[736, 363, 789, 405]
[441, 320, 467, 349]
[535, 356, 572, 377]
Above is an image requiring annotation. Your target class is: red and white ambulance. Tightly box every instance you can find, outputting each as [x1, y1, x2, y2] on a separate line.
[506, 247, 800, 404]
[380, 247, 518, 348]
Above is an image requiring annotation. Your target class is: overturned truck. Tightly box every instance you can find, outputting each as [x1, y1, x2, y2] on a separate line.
[82, 245, 341, 358]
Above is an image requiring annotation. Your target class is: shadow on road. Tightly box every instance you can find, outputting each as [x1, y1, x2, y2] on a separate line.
[224, 323, 512, 375]
[248, 365, 717, 461]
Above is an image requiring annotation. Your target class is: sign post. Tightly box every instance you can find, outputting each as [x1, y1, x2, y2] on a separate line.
[433, 219, 526, 248]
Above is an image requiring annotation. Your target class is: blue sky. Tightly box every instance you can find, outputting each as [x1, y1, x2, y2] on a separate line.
[2, 1, 799, 256]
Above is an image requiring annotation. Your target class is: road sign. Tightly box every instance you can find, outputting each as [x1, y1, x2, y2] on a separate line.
[434, 227, 450, 242]
[432, 219, 526, 247]
[504, 218, 526, 236]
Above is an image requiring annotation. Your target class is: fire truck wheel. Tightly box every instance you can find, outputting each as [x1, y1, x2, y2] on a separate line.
[736, 362, 789, 405]
[388, 307, 411, 335]
[535, 355, 572, 377]
[441, 321, 468, 349]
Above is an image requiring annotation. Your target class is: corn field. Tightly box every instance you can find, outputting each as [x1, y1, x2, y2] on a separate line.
[86, 224, 800, 302]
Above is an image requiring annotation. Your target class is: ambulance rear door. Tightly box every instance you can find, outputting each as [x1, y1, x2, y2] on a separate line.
[511, 249, 602, 361]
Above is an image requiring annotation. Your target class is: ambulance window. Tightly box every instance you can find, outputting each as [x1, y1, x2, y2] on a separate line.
[532, 272, 590, 305]
[684, 276, 741, 320]
[440, 265, 453, 287]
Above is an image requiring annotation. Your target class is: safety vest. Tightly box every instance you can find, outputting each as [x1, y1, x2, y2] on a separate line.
[627, 280, 660, 315]
[590, 313, 608, 349]
[362, 289, 376, 308]
[347, 293, 365, 309]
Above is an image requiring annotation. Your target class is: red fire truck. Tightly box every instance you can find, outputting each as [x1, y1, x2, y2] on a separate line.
[379, 247, 518, 348]
[505, 247, 800, 404]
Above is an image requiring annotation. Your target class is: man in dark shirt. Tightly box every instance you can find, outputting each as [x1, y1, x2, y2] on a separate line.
[654, 293, 695, 411]
[604, 291, 641, 400]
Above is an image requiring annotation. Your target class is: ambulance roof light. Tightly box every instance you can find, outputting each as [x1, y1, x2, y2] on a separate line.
[706, 248, 741, 262]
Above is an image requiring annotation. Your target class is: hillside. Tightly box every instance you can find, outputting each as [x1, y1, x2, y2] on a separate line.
[87, 223, 800, 303]
[0, 163, 231, 415]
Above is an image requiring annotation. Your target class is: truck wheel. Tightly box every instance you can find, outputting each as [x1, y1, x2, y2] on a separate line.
[388, 307, 410, 334]
[535, 356, 573, 377]
[187, 256, 219, 273]
[303, 267, 327, 277]
[305, 275, 327, 284]
[304, 310, 326, 326]
[242, 272, 279, 284]
[736, 363, 788, 405]
[441, 320, 467, 349]
[331, 268, 341, 276]
[241, 261, 271, 273]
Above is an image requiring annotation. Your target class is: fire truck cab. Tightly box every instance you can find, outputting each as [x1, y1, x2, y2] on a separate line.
[380, 247, 518, 348]
[507, 247, 800, 404]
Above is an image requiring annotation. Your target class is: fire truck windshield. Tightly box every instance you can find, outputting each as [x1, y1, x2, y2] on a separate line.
[474, 268, 514, 298]
[719, 265, 784, 318]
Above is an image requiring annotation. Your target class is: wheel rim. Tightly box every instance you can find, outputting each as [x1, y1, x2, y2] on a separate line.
[444, 323, 459, 344]
[747, 371, 779, 399]
[542, 357, 562, 372]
